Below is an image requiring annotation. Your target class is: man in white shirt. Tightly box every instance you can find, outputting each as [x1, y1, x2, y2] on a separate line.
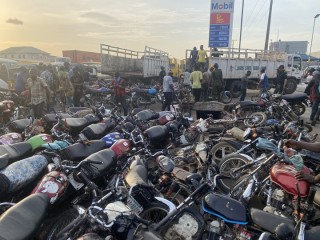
[162, 71, 174, 111]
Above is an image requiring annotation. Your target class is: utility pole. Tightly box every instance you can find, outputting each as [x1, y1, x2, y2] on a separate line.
[264, 0, 273, 51]
[238, 0, 244, 53]
[308, 14, 320, 66]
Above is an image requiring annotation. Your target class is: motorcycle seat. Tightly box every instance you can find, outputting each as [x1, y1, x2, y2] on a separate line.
[239, 100, 258, 108]
[0, 142, 33, 170]
[65, 118, 89, 129]
[250, 208, 294, 233]
[7, 118, 32, 133]
[203, 193, 247, 224]
[135, 109, 159, 122]
[125, 165, 148, 187]
[282, 92, 308, 101]
[313, 190, 320, 207]
[61, 140, 106, 162]
[83, 149, 115, 178]
[43, 113, 72, 129]
[144, 125, 169, 142]
[81, 121, 115, 140]
[0, 193, 50, 240]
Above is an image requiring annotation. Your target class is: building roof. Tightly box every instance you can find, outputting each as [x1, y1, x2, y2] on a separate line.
[0, 46, 50, 55]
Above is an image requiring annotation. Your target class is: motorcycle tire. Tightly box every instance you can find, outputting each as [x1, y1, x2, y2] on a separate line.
[304, 123, 313, 133]
[159, 207, 205, 240]
[217, 154, 249, 194]
[284, 79, 297, 94]
[46, 209, 81, 240]
[139, 202, 169, 224]
[244, 112, 267, 128]
[290, 102, 306, 116]
[209, 142, 237, 166]
[135, 96, 151, 108]
[220, 91, 233, 104]
[229, 80, 242, 98]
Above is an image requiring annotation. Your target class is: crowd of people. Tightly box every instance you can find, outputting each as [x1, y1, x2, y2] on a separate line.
[13, 63, 93, 118]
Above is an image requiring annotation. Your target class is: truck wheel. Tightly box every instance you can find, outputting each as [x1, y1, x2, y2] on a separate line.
[284, 79, 297, 94]
[229, 80, 241, 98]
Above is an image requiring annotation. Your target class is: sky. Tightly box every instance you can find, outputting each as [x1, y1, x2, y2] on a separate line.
[0, 0, 320, 59]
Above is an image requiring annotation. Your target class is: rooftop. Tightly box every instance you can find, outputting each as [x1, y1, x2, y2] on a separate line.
[0, 46, 50, 55]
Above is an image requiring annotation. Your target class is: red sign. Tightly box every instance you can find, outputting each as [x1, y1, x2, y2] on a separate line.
[210, 13, 230, 24]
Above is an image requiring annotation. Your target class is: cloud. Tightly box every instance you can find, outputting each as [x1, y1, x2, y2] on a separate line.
[6, 18, 23, 25]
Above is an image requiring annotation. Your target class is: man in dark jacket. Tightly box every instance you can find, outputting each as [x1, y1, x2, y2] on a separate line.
[159, 66, 166, 86]
[306, 71, 320, 125]
[274, 65, 287, 94]
[111, 72, 128, 116]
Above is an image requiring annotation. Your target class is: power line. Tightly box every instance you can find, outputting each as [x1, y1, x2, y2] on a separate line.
[242, 0, 261, 32]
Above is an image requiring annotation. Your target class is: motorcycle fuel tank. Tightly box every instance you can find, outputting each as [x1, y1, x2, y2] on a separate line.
[26, 134, 53, 151]
[101, 132, 124, 148]
[32, 170, 68, 204]
[270, 162, 310, 197]
[0, 132, 22, 145]
[110, 139, 132, 159]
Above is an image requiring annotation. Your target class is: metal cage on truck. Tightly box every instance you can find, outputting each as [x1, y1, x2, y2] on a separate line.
[100, 44, 170, 79]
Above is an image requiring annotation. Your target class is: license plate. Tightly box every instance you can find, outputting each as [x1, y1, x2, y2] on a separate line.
[68, 174, 84, 190]
[127, 196, 143, 215]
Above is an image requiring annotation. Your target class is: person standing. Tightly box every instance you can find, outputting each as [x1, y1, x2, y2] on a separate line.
[197, 45, 208, 72]
[201, 68, 212, 101]
[306, 71, 320, 125]
[183, 69, 191, 88]
[274, 65, 288, 94]
[15, 66, 28, 94]
[239, 71, 252, 101]
[189, 65, 203, 102]
[27, 68, 52, 118]
[189, 47, 198, 71]
[257, 68, 269, 97]
[71, 66, 84, 107]
[158, 66, 166, 86]
[162, 71, 174, 111]
[111, 72, 128, 116]
[58, 66, 74, 107]
[211, 63, 223, 101]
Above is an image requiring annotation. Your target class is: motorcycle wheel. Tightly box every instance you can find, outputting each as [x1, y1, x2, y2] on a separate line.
[220, 91, 233, 104]
[135, 96, 151, 108]
[244, 112, 267, 127]
[46, 209, 81, 240]
[290, 102, 306, 116]
[229, 80, 242, 98]
[139, 202, 169, 224]
[217, 154, 249, 193]
[209, 142, 237, 166]
[304, 123, 313, 133]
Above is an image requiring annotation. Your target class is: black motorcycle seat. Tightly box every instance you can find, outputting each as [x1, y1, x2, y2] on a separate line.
[84, 149, 115, 177]
[282, 92, 308, 101]
[144, 125, 169, 142]
[203, 193, 247, 223]
[43, 113, 72, 127]
[250, 208, 294, 233]
[61, 140, 106, 162]
[81, 121, 114, 140]
[125, 165, 148, 187]
[135, 110, 159, 121]
[0, 193, 50, 240]
[0, 142, 32, 170]
[7, 118, 32, 133]
[240, 101, 258, 108]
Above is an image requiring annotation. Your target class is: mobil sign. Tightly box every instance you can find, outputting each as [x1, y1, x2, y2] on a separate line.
[209, 0, 235, 48]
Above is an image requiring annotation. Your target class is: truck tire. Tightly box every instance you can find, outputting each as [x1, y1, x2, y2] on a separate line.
[229, 80, 242, 98]
[284, 78, 297, 94]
